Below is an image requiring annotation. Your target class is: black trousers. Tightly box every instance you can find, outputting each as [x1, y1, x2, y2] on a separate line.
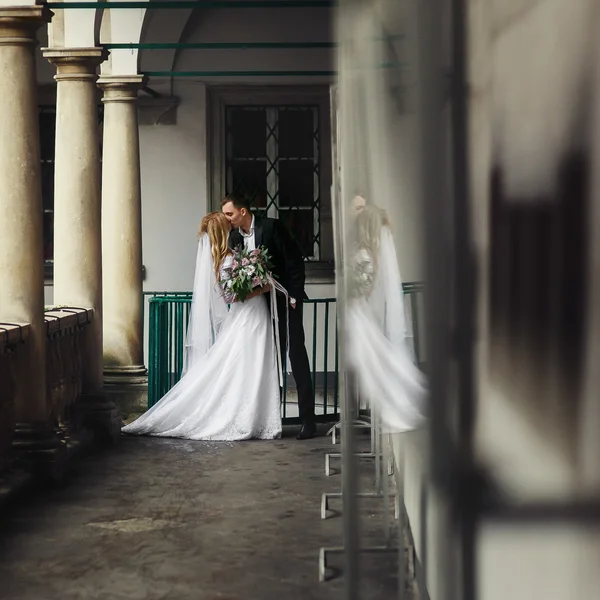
[276, 295, 315, 424]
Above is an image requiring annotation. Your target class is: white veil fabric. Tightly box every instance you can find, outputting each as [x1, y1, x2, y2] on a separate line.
[335, 1, 427, 434]
[346, 225, 427, 434]
[182, 234, 229, 375]
[370, 226, 408, 350]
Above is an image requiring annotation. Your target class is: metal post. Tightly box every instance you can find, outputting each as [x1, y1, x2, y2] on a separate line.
[323, 300, 330, 415]
[415, 2, 455, 600]
[449, 1, 477, 600]
[340, 371, 360, 600]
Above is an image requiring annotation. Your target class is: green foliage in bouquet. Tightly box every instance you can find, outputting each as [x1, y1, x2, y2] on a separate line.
[221, 246, 274, 303]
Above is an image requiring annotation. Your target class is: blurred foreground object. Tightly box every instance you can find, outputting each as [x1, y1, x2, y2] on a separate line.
[329, 0, 600, 599]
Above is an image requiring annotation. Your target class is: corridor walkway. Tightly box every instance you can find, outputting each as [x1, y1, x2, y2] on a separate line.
[0, 429, 406, 600]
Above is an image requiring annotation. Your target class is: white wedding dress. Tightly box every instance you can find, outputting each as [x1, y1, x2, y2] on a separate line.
[346, 226, 427, 433]
[122, 244, 282, 441]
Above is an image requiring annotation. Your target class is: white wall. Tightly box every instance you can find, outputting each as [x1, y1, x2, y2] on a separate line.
[387, 112, 425, 284]
[140, 82, 209, 292]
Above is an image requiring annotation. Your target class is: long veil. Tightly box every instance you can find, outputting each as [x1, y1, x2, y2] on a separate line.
[370, 226, 408, 350]
[182, 234, 228, 374]
[346, 226, 427, 434]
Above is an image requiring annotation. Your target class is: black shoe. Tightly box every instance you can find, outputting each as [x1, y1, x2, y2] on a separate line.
[297, 422, 317, 440]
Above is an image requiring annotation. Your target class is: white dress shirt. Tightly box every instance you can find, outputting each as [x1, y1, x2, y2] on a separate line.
[240, 215, 256, 252]
[239, 215, 296, 306]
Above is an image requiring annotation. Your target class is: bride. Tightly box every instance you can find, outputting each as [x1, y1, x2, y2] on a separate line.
[122, 212, 282, 441]
[346, 202, 427, 433]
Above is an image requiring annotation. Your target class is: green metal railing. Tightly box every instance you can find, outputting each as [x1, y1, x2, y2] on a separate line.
[144, 283, 424, 425]
[145, 294, 340, 424]
[403, 281, 424, 364]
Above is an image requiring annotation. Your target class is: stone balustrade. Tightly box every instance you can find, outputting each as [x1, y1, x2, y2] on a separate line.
[44, 308, 94, 447]
[0, 309, 95, 479]
[0, 323, 30, 474]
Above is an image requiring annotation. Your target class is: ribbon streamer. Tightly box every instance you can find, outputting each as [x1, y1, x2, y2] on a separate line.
[268, 277, 290, 387]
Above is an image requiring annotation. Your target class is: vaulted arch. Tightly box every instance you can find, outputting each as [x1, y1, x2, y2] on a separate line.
[139, 7, 194, 77]
[99, 1, 148, 75]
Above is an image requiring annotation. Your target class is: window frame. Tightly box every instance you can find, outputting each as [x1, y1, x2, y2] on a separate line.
[208, 85, 334, 271]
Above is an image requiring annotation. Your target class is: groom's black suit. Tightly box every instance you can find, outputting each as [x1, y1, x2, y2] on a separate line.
[229, 214, 315, 426]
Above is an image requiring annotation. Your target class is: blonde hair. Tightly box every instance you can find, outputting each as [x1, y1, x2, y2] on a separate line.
[355, 204, 390, 272]
[198, 212, 230, 279]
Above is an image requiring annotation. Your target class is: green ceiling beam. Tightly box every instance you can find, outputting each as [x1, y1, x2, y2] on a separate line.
[143, 70, 336, 77]
[105, 42, 335, 50]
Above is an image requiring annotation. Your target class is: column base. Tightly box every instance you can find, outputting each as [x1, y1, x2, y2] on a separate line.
[103, 367, 148, 422]
[79, 391, 123, 444]
[12, 422, 68, 481]
[104, 364, 147, 384]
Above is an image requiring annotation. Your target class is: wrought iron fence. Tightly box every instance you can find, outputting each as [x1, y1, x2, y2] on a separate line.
[143, 284, 424, 425]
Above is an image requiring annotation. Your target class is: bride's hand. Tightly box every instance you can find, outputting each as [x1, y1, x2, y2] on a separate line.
[242, 285, 268, 301]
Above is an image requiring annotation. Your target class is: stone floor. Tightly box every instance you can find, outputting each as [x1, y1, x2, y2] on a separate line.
[0, 426, 409, 600]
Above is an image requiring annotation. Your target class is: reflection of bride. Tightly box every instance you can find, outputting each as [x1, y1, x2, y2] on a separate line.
[346, 202, 427, 432]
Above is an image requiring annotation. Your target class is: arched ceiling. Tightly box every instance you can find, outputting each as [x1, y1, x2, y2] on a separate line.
[41, 1, 333, 83]
[139, 8, 194, 74]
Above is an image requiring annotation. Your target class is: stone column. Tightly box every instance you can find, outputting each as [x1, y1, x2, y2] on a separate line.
[0, 6, 63, 466]
[44, 48, 121, 440]
[44, 48, 105, 389]
[97, 75, 147, 414]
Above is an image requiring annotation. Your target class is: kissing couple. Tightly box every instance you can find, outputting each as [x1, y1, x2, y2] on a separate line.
[123, 193, 317, 441]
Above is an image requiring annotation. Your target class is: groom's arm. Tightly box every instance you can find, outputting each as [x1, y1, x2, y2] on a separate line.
[272, 219, 305, 299]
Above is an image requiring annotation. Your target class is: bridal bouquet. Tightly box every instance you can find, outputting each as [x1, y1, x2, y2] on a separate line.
[220, 246, 274, 303]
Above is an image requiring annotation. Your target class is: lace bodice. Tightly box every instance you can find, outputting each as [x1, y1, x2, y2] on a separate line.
[219, 255, 235, 303]
[219, 254, 234, 280]
[350, 246, 376, 298]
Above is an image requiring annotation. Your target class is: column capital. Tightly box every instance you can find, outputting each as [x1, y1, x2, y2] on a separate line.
[97, 74, 148, 103]
[43, 47, 108, 82]
[0, 6, 52, 44]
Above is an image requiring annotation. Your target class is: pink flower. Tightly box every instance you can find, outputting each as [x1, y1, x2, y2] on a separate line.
[232, 260, 239, 269]
[250, 256, 258, 264]
[251, 248, 261, 256]
[252, 277, 261, 287]
[242, 258, 250, 266]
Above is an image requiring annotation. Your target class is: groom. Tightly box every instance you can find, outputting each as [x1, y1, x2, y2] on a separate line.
[222, 193, 317, 440]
